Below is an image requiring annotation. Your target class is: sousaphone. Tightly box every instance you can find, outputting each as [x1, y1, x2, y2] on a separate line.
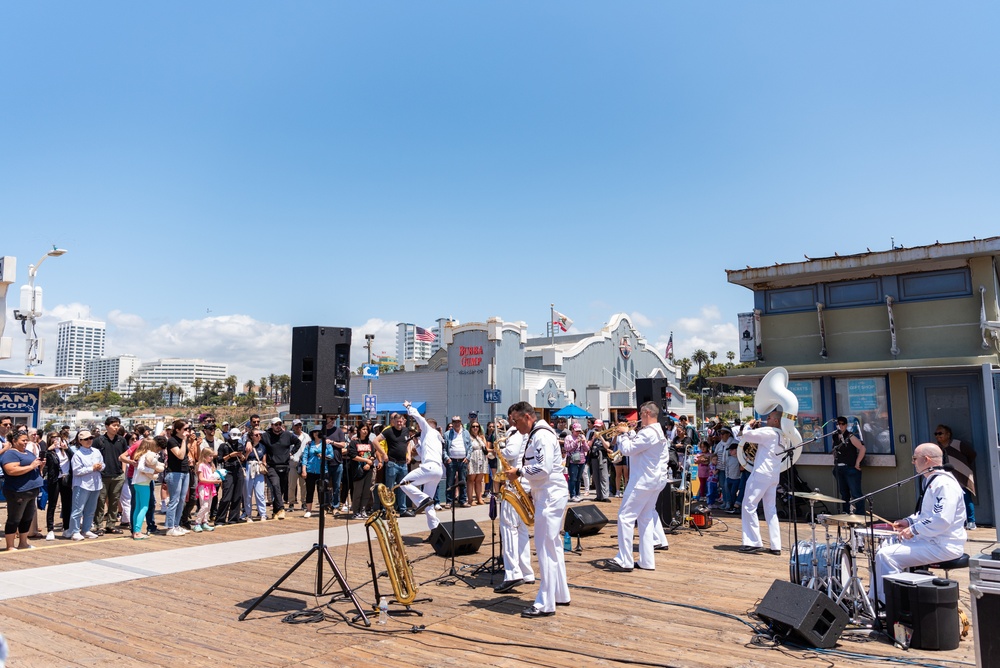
[736, 367, 803, 472]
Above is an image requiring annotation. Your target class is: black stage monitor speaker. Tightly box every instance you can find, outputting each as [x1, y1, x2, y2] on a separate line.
[564, 504, 609, 537]
[290, 326, 352, 415]
[754, 579, 848, 649]
[635, 377, 671, 415]
[429, 519, 485, 557]
[884, 575, 960, 651]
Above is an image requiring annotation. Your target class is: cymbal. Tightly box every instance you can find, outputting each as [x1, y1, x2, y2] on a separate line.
[824, 513, 869, 526]
[790, 491, 844, 504]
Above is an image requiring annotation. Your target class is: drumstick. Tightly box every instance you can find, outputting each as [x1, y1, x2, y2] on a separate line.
[871, 513, 893, 525]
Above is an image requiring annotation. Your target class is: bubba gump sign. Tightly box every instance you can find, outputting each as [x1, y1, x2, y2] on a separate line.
[459, 345, 483, 367]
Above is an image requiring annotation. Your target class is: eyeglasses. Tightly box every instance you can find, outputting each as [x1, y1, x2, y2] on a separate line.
[934, 432, 945, 436]
[81, 437, 94, 441]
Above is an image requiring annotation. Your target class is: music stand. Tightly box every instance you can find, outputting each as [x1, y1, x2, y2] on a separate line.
[471, 494, 503, 581]
[239, 411, 369, 625]
[421, 482, 477, 588]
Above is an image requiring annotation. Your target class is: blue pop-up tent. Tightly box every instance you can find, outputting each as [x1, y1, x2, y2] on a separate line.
[551, 403, 593, 418]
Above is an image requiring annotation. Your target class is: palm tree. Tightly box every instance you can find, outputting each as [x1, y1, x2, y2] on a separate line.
[268, 373, 278, 403]
[710, 351, 717, 364]
[225, 375, 238, 395]
[678, 357, 692, 380]
[277, 374, 290, 403]
[165, 384, 182, 407]
[192, 378, 203, 404]
[258, 377, 269, 404]
[244, 379, 256, 397]
[726, 351, 735, 365]
[692, 349, 710, 380]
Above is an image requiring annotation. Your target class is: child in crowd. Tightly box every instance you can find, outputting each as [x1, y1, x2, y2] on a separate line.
[724, 442, 742, 514]
[131, 438, 165, 539]
[706, 453, 719, 508]
[194, 447, 219, 532]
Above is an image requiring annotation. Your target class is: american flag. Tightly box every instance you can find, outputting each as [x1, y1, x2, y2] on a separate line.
[415, 326, 437, 342]
[552, 310, 573, 332]
[665, 333, 674, 359]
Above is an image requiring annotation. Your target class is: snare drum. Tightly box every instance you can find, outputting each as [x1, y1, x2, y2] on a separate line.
[852, 527, 900, 555]
[789, 540, 852, 594]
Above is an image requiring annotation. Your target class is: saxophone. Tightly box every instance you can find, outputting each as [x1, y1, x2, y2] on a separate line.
[494, 447, 534, 527]
[365, 484, 418, 606]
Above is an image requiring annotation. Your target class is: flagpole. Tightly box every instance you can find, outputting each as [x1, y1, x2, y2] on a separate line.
[550, 303, 555, 347]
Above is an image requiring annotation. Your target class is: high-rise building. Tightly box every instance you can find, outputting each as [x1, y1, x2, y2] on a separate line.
[84, 354, 141, 397]
[132, 358, 228, 405]
[397, 317, 454, 364]
[55, 319, 106, 394]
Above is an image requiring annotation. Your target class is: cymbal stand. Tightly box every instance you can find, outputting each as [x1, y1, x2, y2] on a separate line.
[800, 498, 831, 593]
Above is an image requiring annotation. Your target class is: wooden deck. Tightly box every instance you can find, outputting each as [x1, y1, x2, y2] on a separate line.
[0, 499, 986, 668]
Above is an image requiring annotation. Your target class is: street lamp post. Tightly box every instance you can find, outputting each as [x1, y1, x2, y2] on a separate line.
[364, 334, 375, 417]
[13, 246, 67, 375]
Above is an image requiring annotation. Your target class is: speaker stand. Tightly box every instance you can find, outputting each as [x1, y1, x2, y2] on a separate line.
[421, 490, 477, 588]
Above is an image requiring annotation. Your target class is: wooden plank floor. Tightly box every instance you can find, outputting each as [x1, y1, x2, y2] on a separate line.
[0, 500, 986, 668]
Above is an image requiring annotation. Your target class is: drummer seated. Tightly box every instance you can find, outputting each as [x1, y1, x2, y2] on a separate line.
[869, 444, 967, 607]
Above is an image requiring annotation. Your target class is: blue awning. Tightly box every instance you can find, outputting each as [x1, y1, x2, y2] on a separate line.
[349, 401, 426, 415]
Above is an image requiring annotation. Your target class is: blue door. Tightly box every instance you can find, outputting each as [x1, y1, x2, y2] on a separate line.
[911, 373, 993, 527]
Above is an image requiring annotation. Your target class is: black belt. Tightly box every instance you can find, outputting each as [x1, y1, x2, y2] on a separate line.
[389, 458, 407, 464]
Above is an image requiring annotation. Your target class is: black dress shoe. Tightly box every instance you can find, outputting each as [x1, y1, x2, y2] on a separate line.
[415, 497, 434, 513]
[493, 578, 524, 594]
[767, 549, 781, 556]
[521, 607, 555, 618]
[399, 509, 415, 518]
[602, 561, 633, 573]
[636, 565, 655, 571]
[654, 544, 669, 551]
[556, 601, 570, 607]
[738, 545, 762, 554]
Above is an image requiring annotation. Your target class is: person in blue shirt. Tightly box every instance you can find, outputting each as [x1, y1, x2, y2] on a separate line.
[300, 427, 336, 518]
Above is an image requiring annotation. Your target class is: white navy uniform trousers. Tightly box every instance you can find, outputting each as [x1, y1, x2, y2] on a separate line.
[399, 406, 444, 531]
[871, 471, 967, 603]
[500, 429, 534, 582]
[520, 421, 570, 612]
[740, 425, 784, 550]
[613, 423, 668, 569]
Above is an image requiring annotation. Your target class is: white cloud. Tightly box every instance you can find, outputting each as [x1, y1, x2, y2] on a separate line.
[1, 304, 405, 387]
[629, 311, 654, 329]
[658, 305, 738, 361]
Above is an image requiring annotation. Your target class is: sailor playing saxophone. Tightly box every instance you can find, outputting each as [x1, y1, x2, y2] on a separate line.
[507, 402, 570, 617]
[493, 414, 536, 594]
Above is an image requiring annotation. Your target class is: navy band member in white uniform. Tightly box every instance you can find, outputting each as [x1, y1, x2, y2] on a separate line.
[494, 417, 536, 593]
[507, 401, 570, 617]
[398, 402, 444, 531]
[871, 442, 967, 604]
[604, 402, 668, 572]
[738, 409, 788, 555]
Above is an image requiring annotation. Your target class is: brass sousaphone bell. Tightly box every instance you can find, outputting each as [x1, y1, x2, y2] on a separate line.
[736, 367, 803, 472]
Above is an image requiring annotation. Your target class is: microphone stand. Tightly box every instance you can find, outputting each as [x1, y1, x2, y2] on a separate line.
[422, 482, 477, 588]
[776, 426, 838, 576]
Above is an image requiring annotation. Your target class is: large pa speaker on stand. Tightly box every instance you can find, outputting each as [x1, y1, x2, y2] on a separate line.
[754, 579, 848, 649]
[635, 377, 671, 415]
[290, 326, 351, 415]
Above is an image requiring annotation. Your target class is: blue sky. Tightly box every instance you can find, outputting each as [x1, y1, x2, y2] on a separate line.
[2, 2, 998, 383]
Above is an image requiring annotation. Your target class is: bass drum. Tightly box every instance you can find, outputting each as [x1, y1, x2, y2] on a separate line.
[789, 540, 852, 596]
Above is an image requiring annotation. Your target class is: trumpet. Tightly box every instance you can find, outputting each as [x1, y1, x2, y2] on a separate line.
[593, 421, 635, 440]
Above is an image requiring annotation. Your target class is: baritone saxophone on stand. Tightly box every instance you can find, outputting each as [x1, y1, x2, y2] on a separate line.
[494, 447, 534, 527]
[365, 484, 418, 606]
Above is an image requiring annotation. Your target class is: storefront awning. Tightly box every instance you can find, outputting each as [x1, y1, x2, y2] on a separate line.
[712, 356, 997, 389]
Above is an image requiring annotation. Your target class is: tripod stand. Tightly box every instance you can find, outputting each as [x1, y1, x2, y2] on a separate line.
[239, 414, 369, 625]
[422, 482, 477, 588]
